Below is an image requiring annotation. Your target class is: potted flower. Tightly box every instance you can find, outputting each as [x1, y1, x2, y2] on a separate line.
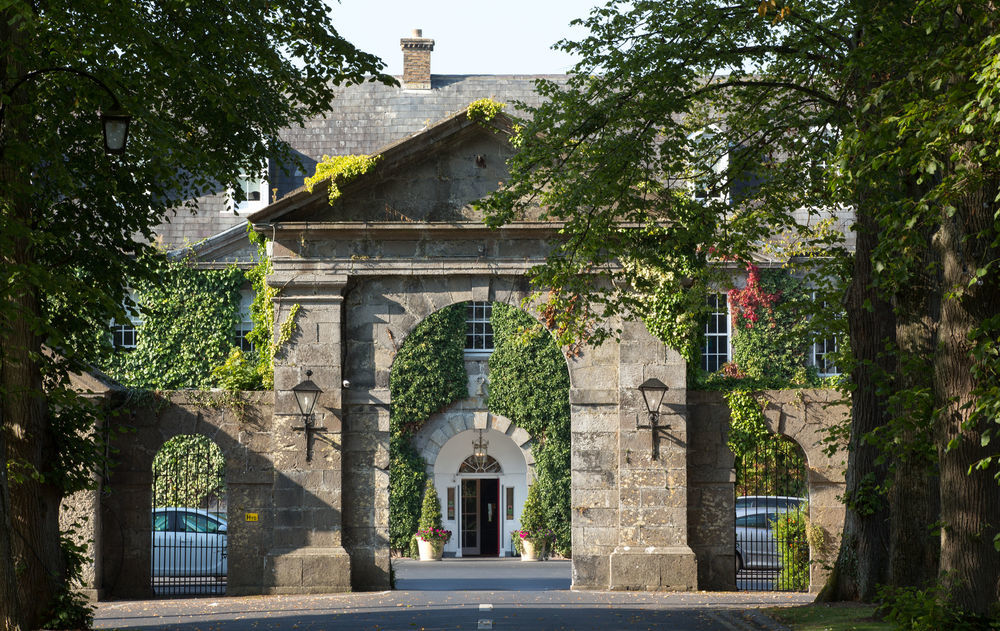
[415, 479, 451, 561]
[511, 481, 551, 561]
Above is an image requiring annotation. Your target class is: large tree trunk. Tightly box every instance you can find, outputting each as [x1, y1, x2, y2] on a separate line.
[934, 185, 1000, 616]
[818, 195, 895, 602]
[889, 275, 940, 588]
[1, 12, 66, 628]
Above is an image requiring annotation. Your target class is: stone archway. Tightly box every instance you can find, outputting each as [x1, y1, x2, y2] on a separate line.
[414, 411, 534, 557]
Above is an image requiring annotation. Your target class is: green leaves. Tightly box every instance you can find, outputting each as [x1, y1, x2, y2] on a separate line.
[487, 303, 572, 555]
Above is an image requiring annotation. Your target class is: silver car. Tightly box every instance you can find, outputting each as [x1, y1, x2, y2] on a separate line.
[152, 508, 228, 577]
[735, 505, 804, 571]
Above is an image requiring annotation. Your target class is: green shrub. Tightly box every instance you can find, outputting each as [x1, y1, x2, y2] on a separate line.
[877, 583, 999, 631]
[774, 507, 810, 591]
[418, 478, 443, 531]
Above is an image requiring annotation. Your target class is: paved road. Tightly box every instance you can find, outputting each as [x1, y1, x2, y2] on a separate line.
[96, 558, 813, 631]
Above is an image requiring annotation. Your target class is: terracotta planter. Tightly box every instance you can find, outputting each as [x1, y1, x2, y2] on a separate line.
[519, 537, 546, 562]
[417, 536, 444, 561]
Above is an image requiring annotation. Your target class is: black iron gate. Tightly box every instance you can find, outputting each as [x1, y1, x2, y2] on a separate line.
[735, 436, 809, 591]
[151, 434, 227, 597]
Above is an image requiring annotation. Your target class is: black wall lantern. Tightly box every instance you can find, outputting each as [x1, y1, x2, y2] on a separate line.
[637, 377, 671, 460]
[100, 107, 131, 155]
[291, 370, 325, 461]
[1, 66, 132, 155]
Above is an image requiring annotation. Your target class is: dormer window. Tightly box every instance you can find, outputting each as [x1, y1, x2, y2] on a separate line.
[687, 127, 729, 204]
[228, 167, 268, 215]
[465, 302, 493, 356]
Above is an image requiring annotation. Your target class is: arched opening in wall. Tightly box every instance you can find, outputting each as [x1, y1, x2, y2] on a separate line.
[150, 434, 227, 597]
[734, 434, 808, 592]
[388, 300, 571, 570]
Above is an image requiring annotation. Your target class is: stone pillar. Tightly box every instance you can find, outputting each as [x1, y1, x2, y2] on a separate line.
[608, 320, 697, 590]
[266, 274, 352, 593]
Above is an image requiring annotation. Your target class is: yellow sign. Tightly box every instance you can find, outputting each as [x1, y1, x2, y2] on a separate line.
[245, 512, 259, 522]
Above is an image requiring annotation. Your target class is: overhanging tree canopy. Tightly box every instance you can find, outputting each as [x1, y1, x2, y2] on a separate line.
[484, 0, 999, 617]
[0, 1, 392, 628]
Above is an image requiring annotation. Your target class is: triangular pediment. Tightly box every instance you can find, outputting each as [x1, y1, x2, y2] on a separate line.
[250, 110, 518, 225]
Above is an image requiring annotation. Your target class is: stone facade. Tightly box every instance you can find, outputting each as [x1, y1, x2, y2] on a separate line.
[73, 386, 846, 599]
[71, 94, 849, 599]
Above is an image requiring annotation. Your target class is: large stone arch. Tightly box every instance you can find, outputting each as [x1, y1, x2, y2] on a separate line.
[267, 218, 696, 592]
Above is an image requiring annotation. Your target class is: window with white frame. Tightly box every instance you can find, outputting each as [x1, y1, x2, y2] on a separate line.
[810, 292, 841, 377]
[812, 336, 839, 377]
[465, 301, 493, 354]
[688, 128, 730, 204]
[234, 290, 255, 353]
[111, 322, 138, 350]
[111, 292, 141, 351]
[228, 166, 269, 215]
[701, 293, 731, 372]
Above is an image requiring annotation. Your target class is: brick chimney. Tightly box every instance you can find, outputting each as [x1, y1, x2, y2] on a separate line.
[400, 29, 434, 90]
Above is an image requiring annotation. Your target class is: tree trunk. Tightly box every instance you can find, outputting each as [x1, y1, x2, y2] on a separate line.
[934, 185, 1000, 616]
[1, 12, 66, 627]
[889, 293, 940, 588]
[818, 196, 894, 603]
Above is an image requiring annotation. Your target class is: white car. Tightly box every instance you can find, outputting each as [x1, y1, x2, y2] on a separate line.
[735, 504, 804, 571]
[152, 508, 227, 577]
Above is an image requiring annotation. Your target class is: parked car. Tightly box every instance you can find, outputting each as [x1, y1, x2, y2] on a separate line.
[152, 508, 227, 577]
[734, 495, 806, 512]
[735, 504, 805, 571]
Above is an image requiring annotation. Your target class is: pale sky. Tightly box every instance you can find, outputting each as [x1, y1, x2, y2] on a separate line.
[326, 0, 601, 75]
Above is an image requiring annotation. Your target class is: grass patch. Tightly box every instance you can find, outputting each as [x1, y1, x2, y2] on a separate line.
[765, 603, 892, 631]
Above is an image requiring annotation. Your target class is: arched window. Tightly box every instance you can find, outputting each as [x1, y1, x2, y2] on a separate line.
[459, 454, 502, 474]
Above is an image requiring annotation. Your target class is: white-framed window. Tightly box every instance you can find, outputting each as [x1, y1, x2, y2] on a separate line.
[687, 127, 730, 204]
[111, 322, 138, 350]
[234, 323, 254, 353]
[228, 167, 269, 215]
[234, 290, 255, 352]
[465, 301, 494, 355]
[812, 336, 839, 377]
[701, 293, 731, 372]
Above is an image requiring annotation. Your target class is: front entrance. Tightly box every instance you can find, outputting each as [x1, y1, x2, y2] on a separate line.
[460, 478, 499, 556]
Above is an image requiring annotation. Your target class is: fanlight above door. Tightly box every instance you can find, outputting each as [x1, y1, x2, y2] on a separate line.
[459, 454, 502, 474]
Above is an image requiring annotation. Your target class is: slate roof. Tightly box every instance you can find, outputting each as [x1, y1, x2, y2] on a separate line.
[154, 74, 564, 250]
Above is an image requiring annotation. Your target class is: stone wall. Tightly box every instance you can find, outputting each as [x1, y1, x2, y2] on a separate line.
[686, 389, 848, 593]
[76, 384, 846, 599]
[98, 391, 275, 599]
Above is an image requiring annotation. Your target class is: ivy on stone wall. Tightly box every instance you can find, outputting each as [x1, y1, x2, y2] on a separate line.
[388, 303, 468, 552]
[211, 226, 298, 390]
[389, 304, 468, 436]
[487, 303, 572, 557]
[102, 255, 244, 389]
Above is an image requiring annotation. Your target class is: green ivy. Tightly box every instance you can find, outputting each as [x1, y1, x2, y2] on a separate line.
[729, 267, 812, 384]
[487, 303, 572, 556]
[388, 303, 468, 552]
[467, 98, 505, 125]
[304, 154, 379, 205]
[102, 254, 244, 389]
[389, 304, 468, 436]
